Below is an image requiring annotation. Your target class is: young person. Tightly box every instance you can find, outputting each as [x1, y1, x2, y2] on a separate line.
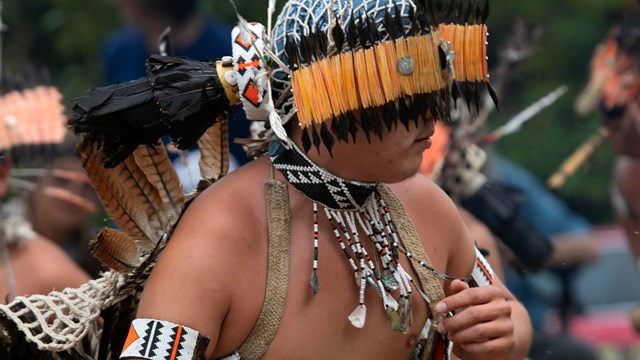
[0, 0, 531, 359]
[113, 1, 532, 359]
[576, 9, 640, 334]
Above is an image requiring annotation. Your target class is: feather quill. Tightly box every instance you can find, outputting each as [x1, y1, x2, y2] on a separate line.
[197, 118, 229, 183]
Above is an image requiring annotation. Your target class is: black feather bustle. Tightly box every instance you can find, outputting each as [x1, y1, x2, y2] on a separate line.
[317, 29, 329, 58]
[440, 89, 452, 123]
[360, 108, 373, 143]
[301, 127, 312, 153]
[330, 115, 343, 143]
[285, 36, 300, 70]
[461, 1, 472, 23]
[453, 0, 464, 23]
[463, 83, 473, 111]
[414, 94, 428, 125]
[426, 0, 439, 25]
[366, 15, 382, 44]
[347, 13, 360, 50]
[70, 55, 230, 167]
[474, 3, 482, 23]
[487, 83, 500, 111]
[357, 15, 372, 49]
[346, 111, 359, 142]
[311, 124, 322, 154]
[299, 34, 314, 64]
[332, 22, 346, 52]
[444, 0, 460, 22]
[393, 3, 406, 38]
[320, 122, 335, 156]
[427, 94, 440, 120]
[415, 7, 431, 34]
[398, 98, 411, 131]
[309, 30, 324, 60]
[438, 46, 448, 70]
[481, 0, 490, 23]
[383, 9, 399, 40]
[408, 7, 420, 36]
[382, 102, 397, 131]
[407, 96, 420, 127]
[333, 114, 350, 142]
[472, 83, 481, 113]
[451, 81, 461, 106]
[369, 108, 384, 140]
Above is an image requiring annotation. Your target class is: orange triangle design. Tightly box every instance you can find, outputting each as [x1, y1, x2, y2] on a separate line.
[122, 324, 140, 352]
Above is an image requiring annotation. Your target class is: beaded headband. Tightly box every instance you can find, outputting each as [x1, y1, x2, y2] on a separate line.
[0, 82, 67, 165]
[260, 0, 496, 155]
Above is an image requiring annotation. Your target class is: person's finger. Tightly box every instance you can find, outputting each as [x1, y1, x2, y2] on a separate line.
[450, 279, 469, 294]
[436, 283, 501, 314]
[445, 316, 513, 343]
[437, 300, 511, 334]
[459, 335, 516, 356]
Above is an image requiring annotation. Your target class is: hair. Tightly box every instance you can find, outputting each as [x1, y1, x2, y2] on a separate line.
[146, 0, 200, 26]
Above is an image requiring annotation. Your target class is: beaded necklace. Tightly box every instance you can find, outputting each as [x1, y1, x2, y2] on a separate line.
[271, 141, 465, 332]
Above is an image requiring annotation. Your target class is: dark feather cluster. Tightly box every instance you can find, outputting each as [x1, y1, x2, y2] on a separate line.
[69, 55, 230, 167]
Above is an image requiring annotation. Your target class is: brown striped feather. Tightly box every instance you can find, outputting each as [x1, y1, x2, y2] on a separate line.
[89, 227, 142, 274]
[132, 143, 185, 226]
[197, 118, 229, 182]
[77, 140, 157, 251]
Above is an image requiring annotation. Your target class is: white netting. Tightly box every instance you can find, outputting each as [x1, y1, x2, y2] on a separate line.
[0, 270, 125, 352]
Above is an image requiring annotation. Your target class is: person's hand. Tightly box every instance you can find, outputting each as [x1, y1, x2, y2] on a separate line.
[436, 280, 515, 359]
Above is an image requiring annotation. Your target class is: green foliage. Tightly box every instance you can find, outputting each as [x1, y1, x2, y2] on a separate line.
[2, 0, 118, 96]
[486, 0, 628, 223]
[1, 0, 628, 223]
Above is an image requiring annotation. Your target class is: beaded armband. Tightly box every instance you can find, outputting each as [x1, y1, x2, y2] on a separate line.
[120, 318, 210, 360]
[468, 247, 495, 287]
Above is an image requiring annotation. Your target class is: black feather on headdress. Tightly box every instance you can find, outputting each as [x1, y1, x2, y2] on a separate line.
[69, 55, 231, 167]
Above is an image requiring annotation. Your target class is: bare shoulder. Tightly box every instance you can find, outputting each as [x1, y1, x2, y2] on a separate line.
[137, 157, 271, 357]
[15, 236, 89, 294]
[387, 174, 476, 279]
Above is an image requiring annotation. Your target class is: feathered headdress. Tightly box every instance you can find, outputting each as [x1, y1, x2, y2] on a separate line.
[575, 12, 640, 116]
[69, 0, 496, 165]
[0, 76, 67, 165]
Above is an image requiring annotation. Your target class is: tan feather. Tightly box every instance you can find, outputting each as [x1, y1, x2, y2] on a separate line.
[77, 140, 161, 251]
[132, 143, 185, 226]
[89, 227, 142, 274]
[197, 118, 229, 182]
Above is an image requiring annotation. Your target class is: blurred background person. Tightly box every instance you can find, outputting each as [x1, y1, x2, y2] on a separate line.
[0, 81, 93, 301]
[0, 156, 90, 302]
[576, 9, 640, 334]
[21, 137, 103, 278]
[103, 0, 251, 191]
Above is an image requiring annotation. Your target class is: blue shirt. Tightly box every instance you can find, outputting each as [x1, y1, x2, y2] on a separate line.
[102, 20, 251, 165]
